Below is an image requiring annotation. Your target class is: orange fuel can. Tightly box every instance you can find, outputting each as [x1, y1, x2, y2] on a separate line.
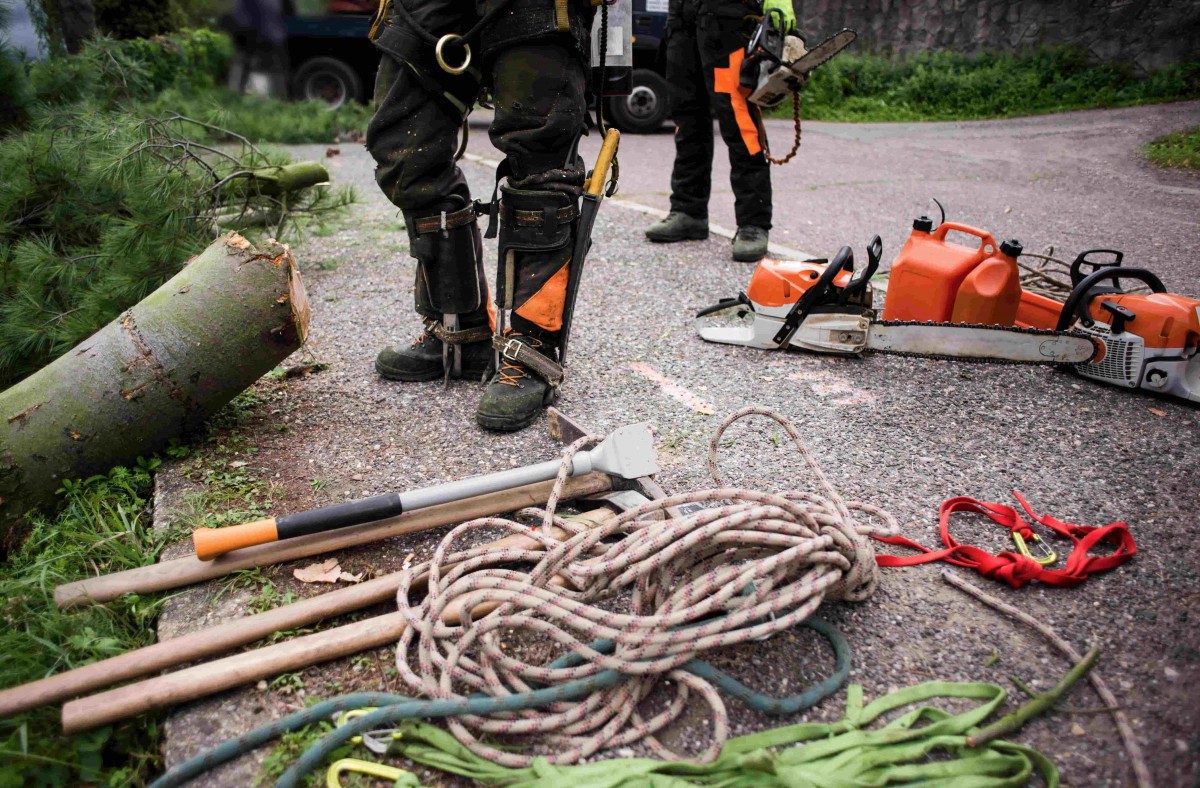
[882, 218, 1023, 326]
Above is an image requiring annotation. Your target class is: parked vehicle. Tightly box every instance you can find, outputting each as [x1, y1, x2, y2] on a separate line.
[276, 1, 672, 132]
[605, 1, 671, 134]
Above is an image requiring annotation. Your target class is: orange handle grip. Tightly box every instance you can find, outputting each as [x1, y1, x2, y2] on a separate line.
[585, 129, 621, 197]
[193, 518, 279, 561]
[931, 221, 997, 251]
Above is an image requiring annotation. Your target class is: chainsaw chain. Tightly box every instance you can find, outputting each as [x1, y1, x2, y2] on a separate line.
[869, 320, 1101, 367]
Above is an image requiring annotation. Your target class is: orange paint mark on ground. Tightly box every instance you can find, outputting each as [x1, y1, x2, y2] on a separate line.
[630, 363, 716, 415]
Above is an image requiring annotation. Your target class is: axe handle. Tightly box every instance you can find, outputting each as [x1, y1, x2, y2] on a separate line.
[585, 129, 620, 197]
[59, 510, 617, 733]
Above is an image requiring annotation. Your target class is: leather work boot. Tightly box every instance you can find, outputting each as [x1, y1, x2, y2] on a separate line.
[732, 226, 769, 262]
[375, 329, 493, 382]
[476, 333, 557, 432]
[645, 211, 709, 243]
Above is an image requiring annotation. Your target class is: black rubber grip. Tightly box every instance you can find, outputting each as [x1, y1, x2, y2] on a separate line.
[275, 493, 404, 540]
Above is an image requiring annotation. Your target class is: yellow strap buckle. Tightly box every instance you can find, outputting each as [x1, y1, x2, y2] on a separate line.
[1012, 531, 1057, 566]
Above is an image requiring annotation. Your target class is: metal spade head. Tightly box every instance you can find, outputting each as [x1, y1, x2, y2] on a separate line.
[587, 423, 659, 479]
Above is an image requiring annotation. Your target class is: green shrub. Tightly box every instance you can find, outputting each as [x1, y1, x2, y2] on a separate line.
[94, 0, 185, 40]
[1146, 127, 1200, 170]
[775, 47, 1200, 122]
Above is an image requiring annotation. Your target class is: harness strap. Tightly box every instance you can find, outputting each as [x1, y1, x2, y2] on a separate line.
[424, 318, 492, 345]
[873, 492, 1136, 589]
[511, 204, 579, 229]
[493, 335, 564, 388]
[412, 205, 477, 236]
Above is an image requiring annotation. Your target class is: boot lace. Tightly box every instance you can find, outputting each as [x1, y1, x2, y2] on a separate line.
[496, 330, 539, 387]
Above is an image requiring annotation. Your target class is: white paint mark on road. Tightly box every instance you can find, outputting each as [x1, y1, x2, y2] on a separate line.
[787, 368, 875, 406]
[630, 363, 716, 415]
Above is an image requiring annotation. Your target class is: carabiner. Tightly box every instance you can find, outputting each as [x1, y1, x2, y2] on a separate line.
[435, 33, 471, 75]
[326, 758, 418, 788]
[1012, 531, 1057, 566]
[332, 707, 402, 754]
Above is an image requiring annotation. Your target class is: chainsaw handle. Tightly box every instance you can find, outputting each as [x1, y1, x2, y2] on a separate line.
[931, 222, 998, 252]
[838, 235, 882, 304]
[1069, 249, 1124, 287]
[772, 245, 854, 346]
[1056, 267, 1167, 332]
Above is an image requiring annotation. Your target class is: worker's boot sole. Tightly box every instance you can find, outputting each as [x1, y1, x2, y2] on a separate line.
[475, 386, 557, 432]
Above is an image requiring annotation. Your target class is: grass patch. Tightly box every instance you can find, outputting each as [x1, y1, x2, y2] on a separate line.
[770, 47, 1200, 122]
[0, 459, 180, 786]
[1145, 127, 1200, 170]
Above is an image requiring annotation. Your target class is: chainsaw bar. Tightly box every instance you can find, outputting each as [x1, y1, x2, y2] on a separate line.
[788, 28, 857, 75]
[867, 321, 1102, 366]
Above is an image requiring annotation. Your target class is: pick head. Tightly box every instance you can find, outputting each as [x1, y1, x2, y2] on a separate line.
[587, 423, 659, 480]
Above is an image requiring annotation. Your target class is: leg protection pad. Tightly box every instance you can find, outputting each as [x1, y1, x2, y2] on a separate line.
[405, 201, 488, 320]
[495, 185, 578, 339]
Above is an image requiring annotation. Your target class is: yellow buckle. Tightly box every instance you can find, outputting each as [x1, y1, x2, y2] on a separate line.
[326, 758, 416, 787]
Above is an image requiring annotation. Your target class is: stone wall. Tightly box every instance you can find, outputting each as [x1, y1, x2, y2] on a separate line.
[795, 0, 1200, 72]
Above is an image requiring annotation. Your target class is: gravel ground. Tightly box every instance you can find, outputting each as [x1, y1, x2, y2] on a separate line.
[156, 104, 1200, 786]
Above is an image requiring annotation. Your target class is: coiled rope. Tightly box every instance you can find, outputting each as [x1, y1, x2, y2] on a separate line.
[387, 406, 895, 767]
[152, 407, 895, 787]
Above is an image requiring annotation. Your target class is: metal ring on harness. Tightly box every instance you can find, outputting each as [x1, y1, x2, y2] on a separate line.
[435, 34, 471, 75]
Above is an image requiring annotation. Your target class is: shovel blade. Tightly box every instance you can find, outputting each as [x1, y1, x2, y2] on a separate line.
[588, 423, 659, 479]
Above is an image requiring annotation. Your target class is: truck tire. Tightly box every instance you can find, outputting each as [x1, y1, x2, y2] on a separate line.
[605, 68, 670, 134]
[291, 57, 363, 109]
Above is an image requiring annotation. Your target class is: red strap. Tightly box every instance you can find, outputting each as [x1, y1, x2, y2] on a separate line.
[874, 492, 1136, 589]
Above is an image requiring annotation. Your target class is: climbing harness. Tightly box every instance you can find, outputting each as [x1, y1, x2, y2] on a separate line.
[875, 491, 1136, 588]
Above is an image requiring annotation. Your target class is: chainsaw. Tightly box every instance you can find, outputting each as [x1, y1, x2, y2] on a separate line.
[695, 237, 1200, 404]
[739, 10, 857, 109]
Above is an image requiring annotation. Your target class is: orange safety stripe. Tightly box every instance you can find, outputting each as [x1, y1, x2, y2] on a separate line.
[514, 261, 570, 332]
[711, 48, 762, 157]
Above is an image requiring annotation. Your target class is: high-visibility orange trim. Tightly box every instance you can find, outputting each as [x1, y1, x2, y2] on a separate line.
[515, 261, 570, 332]
[712, 49, 762, 157]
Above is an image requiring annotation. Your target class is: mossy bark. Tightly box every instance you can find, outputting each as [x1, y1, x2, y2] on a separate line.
[0, 233, 310, 547]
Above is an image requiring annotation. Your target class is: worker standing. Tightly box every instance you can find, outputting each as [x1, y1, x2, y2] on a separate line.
[645, 0, 794, 262]
[366, 0, 596, 432]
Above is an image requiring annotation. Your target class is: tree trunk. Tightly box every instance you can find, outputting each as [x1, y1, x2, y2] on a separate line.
[52, 0, 96, 55]
[0, 233, 310, 546]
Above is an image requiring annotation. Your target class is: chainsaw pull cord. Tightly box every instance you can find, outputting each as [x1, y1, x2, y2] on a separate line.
[873, 491, 1137, 589]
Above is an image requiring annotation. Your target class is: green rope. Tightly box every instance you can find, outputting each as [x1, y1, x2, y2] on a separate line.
[374, 681, 1060, 787]
[151, 618, 850, 788]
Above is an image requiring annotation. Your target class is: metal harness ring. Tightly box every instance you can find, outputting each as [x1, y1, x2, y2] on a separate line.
[435, 33, 471, 75]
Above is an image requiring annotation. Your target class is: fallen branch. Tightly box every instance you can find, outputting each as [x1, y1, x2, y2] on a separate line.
[967, 646, 1097, 747]
[943, 571, 1153, 788]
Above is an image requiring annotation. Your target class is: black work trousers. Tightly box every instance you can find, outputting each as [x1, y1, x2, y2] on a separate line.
[365, 0, 594, 339]
[666, 6, 772, 230]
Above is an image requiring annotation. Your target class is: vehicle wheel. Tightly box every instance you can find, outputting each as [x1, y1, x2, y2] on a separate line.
[291, 57, 363, 109]
[605, 68, 670, 134]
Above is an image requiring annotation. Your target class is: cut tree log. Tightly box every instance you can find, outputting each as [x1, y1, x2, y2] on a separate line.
[0, 233, 309, 547]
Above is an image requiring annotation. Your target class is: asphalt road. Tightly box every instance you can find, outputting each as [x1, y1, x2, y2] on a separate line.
[159, 103, 1200, 785]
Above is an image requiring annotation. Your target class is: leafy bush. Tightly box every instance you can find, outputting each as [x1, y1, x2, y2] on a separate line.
[94, 0, 186, 40]
[774, 48, 1200, 122]
[1146, 127, 1200, 170]
[148, 87, 373, 144]
[0, 460, 171, 786]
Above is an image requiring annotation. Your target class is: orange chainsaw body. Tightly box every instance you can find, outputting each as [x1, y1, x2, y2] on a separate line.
[746, 258, 854, 308]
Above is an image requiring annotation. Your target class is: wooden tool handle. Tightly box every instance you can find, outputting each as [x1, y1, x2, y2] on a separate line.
[192, 517, 278, 560]
[585, 129, 621, 197]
